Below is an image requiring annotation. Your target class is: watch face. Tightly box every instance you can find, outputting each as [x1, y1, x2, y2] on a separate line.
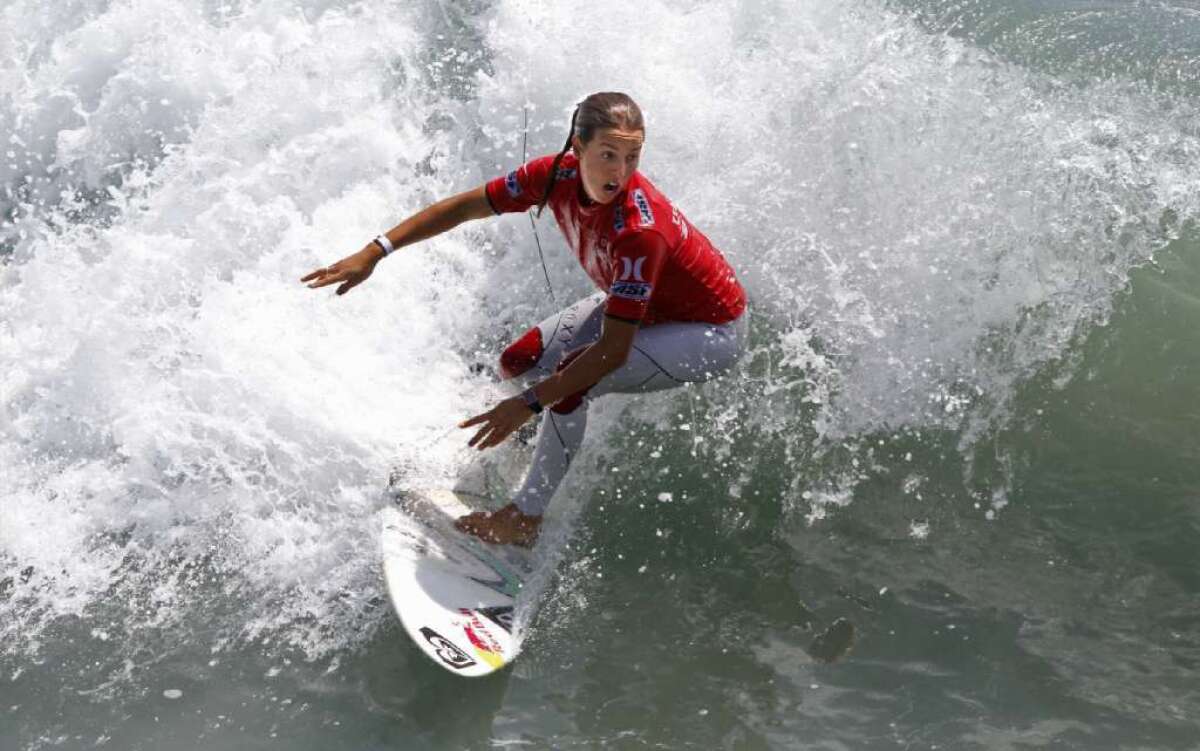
[522, 388, 542, 413]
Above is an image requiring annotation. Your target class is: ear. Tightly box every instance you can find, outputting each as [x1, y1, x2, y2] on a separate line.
[571, 135, 583, 157]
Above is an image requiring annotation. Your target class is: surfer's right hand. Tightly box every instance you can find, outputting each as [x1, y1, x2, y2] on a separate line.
[300, 244, 382, 296]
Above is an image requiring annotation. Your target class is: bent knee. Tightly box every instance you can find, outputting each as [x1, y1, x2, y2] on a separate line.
[499, 326, 544, 380]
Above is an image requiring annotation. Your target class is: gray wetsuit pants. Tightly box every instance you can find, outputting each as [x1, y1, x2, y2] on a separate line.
[498, 293, 747, 516]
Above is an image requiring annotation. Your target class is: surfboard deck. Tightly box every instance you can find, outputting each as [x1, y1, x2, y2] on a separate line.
[381, 488, 533, 677]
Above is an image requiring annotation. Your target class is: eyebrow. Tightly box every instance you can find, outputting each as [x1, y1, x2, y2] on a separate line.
[599, 140, 643, 152]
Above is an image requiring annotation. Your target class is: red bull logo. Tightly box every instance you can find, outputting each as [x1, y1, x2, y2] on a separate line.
[459, 609, 505, 668]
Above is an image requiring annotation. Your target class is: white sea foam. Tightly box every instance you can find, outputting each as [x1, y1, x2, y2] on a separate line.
[2, 0, 1198, 670]
[2, 0, 496, 660]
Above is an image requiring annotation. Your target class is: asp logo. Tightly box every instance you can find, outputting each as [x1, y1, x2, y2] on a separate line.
[613, 208, 626, 233]
[420, 627, 476, 670]
[555, 167, 578, 180]
[632, 189, 654, 226]
[611, 281, 652, 301]
[505, 170, 522, 198]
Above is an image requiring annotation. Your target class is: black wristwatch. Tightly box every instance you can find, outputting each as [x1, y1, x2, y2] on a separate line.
[521, 387, 543, 414]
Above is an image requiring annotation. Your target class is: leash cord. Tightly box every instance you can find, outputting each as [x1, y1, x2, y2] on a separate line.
[523, 106, 556, 304]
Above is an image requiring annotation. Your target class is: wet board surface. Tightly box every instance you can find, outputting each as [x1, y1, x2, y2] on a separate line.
[381, 488, 532, 677]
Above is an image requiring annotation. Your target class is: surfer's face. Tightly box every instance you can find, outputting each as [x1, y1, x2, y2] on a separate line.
[573, 127, 643, 204]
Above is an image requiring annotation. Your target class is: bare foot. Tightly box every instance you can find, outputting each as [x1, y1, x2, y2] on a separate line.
[454, 503, 542, 548]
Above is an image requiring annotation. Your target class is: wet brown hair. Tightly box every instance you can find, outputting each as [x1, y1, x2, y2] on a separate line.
[536, 92, 645, 217]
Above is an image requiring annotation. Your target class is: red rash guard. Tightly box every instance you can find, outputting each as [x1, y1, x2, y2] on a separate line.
[485, 153, 746, 326]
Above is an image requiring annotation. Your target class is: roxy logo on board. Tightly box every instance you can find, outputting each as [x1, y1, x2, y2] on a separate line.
[420, 627, 476, 670]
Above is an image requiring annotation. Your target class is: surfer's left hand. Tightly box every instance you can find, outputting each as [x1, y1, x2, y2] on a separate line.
[459, 397, 534, 450]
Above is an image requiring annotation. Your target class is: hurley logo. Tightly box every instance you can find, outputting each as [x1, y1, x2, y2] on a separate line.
[619, 256, 647, 282]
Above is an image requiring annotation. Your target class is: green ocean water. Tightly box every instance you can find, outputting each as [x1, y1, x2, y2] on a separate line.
[2, 0, 1199, 749]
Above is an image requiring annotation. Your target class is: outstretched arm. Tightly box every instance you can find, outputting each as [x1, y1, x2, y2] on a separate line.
[301, 185, 494, 295]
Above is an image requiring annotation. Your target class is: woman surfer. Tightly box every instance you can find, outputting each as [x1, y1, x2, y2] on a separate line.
[302, 92, 747, 547]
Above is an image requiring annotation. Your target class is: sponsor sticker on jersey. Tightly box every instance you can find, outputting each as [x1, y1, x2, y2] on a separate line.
[611, 281, 653, 301]
[420, 627, 476, 670]
[632, 189, 654, 226]
[505, 170, 521, 198]
[555, 167, 578, 180]
[613, 207, 626, 233]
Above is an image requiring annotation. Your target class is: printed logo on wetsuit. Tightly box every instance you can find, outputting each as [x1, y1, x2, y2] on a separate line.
[505, 170, 522, 198]
[612, 257, 652, 301]
[611, 281, 652, 301]
[419, 627, 476, 670]
[632, 189, 654, 226]
[619, 256, 647, 282]
[613, 207, 626, 233]
[671, 206, 690, 240]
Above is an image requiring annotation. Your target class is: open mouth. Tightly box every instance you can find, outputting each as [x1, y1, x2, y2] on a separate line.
[603, 181, 619, 193]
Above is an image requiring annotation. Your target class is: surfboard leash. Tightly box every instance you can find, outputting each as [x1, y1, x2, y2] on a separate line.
[524, 106, 556, 304]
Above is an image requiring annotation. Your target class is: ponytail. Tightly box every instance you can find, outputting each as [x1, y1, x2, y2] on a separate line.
[536, 105, 579, 218]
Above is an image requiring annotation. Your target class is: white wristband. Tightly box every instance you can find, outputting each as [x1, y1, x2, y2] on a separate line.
[372, 233, 395, 257]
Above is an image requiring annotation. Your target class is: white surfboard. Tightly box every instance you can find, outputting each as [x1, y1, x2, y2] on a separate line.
[381, 488, 532, 677]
